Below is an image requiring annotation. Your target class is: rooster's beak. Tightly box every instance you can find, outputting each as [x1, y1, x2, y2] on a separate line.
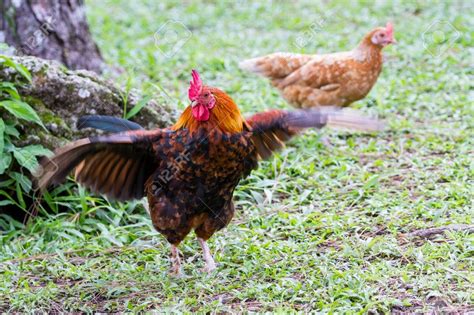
[191, 100, 198, 107]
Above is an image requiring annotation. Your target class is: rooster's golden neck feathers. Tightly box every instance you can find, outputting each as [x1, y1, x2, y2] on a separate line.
[173, 85, 245, 134]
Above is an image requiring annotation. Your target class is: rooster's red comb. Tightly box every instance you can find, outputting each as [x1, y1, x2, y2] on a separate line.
[385, 22, 394, 37]
[188, 69, 202, 101]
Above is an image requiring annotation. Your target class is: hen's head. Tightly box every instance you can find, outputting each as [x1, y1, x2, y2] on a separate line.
[173, 70, 244, 133]
[366, 22, 396, 47]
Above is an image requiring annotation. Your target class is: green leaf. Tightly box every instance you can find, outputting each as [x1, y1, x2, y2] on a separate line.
[12, 145, 52, 174]
[4, 141, 15, 152]
[0, 82, 20, 100]
[363, 174, 380, 190]
[9, 171, 32, 192]
[0, 153, 12, 175]
[0, 199, 14, 206]
[0, 191, 19, 208]
[0, 55, 32, 83]
[4, 122, 19, 138]
[15, 178, 26, 208]
[16, 144, 52, 156]
[0, 118, 4, 153]
[125, 95, 151, 119]
[0, 100, 46, 129]
[0, 178, 15, 187]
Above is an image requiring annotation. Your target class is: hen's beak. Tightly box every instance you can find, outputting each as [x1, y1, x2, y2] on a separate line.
[386, 34, 397, 44]
[383, 37, 396, 46]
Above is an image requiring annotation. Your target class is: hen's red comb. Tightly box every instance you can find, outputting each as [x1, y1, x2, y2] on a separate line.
[188, 69, 202, 101]
[385, 22, 394, 37]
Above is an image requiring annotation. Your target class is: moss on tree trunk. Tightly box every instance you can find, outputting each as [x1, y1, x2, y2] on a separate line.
[0, 55, 178, 150]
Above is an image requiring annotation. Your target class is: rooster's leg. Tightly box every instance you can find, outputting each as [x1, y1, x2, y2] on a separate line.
[198, 238, 216, 273]
[170, 244, 182, 276]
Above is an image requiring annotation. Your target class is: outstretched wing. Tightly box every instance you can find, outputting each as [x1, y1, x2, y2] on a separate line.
[38, 129, 163, 201]
[246, 108, 384, 159]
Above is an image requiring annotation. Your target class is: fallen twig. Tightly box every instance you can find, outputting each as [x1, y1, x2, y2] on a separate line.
[405, 224, 474, 239]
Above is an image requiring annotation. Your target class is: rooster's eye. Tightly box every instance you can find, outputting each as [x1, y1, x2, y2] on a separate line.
[204, 93, 209, 97]
[380, 33, 385, 37]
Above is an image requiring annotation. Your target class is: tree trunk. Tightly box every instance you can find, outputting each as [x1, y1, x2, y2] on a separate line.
[0, 0, 104, 73]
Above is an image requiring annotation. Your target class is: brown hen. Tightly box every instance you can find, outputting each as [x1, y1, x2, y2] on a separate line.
[240, 23, 396, 108]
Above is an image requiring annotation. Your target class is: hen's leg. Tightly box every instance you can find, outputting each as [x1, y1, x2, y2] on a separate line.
[170, 244, 182, 276]
[198, 238, 216, 273]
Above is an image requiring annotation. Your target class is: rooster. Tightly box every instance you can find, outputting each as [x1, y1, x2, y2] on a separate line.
[239, 23, 396, 108]
[38, 70, 383, 275]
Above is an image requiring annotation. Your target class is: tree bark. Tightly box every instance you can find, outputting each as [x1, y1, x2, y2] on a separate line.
[0, 0, 104, 73]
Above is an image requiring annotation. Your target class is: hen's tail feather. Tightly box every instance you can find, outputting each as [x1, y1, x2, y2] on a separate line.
[240, 53, 313, 79]
[239, 58, 263, 74]
[77, 115, 144, 132]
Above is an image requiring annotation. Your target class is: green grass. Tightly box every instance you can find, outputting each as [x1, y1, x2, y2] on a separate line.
[1, 0, 473, 312]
